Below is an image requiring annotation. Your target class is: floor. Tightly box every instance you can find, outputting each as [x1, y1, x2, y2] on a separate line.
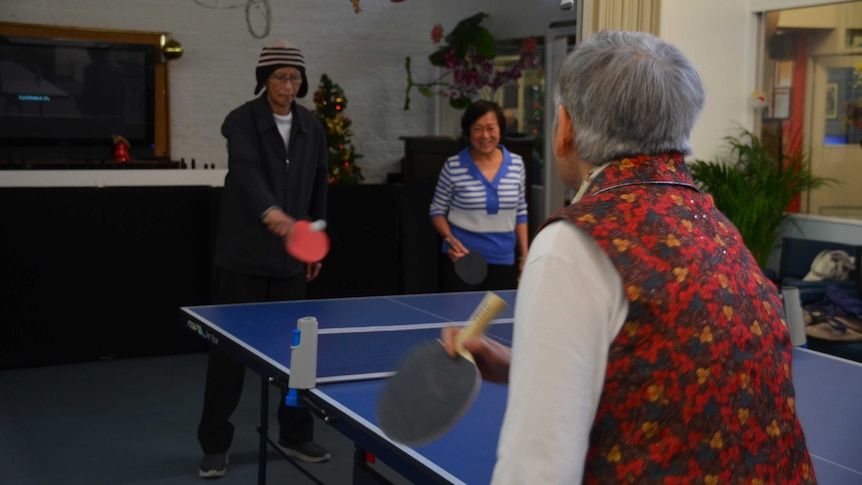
[0, 352, 407, 485]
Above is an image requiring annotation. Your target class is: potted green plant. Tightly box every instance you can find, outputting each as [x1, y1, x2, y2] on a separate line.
[688, 130, 834, 267]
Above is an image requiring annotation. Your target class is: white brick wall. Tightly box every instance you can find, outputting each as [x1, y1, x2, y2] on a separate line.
[2, 0, 437, 183]
[1, 1, 758, 187]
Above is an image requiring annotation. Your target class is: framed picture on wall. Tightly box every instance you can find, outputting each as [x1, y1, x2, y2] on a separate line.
[772, 87, 791, 119]
[825, 83, 838, 119]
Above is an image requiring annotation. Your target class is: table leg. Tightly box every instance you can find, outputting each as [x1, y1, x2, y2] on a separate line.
[258, 375, 269, 485]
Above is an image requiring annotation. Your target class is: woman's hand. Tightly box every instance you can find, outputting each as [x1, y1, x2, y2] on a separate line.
[446, 235, 469, 262]
[441, 326, 512, 384]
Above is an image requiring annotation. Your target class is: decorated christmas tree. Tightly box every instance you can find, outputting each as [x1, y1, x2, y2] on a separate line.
[312, 74, 363, 184]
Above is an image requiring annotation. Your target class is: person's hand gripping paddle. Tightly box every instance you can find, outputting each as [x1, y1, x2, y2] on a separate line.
[285, 219, 330, 263]
[376, 291, 508, 445]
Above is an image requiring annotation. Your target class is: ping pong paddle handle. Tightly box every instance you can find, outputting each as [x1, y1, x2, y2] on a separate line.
[455, 292, 508, 361]
[309, 219, 327, 232]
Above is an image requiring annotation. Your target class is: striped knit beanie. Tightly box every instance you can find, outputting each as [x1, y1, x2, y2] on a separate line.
[254, 38, 308, 97]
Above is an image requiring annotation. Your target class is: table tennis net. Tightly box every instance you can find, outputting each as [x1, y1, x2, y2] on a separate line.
[313, 320, 513, 384]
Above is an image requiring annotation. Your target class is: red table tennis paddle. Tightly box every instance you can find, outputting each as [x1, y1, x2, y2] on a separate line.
[454, 250, 487, 286]
[285, 219, 330, 263]
[376, 291, 508, 445]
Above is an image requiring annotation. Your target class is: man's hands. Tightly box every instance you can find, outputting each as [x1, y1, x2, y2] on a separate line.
[306, 262, 322, 281]
[441, 326, 512, 384]
[265, 208, 323, 281]
[263, 207, 295, 239]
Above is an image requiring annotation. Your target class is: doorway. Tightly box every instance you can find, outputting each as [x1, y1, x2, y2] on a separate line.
[808, 53, 862, 217]
[757, 1, 862, 220]
[539, 20, 578, 231]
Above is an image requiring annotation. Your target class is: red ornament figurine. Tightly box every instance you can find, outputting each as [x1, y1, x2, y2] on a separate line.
[112, 135, 130, 163]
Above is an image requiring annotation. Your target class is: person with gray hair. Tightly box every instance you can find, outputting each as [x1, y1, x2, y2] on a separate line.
[443, 31, 814, 483]
[555, 30, 704, 165]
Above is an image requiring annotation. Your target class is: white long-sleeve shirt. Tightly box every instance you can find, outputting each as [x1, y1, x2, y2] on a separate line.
[491, 221, 628, 484]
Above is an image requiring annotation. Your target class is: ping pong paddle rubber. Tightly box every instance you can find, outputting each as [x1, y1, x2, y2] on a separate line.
[286, 219, 330, 263]
[376, 292, 508, 445]
[454, 250, 487, 286]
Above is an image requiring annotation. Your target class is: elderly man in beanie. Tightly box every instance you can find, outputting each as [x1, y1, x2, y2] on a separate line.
[197, 39, 329, 478]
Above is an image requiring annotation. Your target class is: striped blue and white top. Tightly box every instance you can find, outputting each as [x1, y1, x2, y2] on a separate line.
[429, 146, 528, 265]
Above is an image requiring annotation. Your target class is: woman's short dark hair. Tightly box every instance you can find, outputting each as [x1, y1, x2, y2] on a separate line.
[460, 100, 506, 140]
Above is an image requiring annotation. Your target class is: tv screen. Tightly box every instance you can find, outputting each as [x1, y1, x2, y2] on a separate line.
[0, 35, 156, 160]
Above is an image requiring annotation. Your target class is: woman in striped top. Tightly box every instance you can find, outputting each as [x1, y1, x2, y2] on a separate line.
[430, 100, 529, 291]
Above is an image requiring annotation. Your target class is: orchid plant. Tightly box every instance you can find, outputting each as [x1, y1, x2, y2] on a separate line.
[403, 12, 537, 110]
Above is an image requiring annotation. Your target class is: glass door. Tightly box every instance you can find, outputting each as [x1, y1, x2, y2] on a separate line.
[808, 54, 862, 217]
[540, 22, 578, 231]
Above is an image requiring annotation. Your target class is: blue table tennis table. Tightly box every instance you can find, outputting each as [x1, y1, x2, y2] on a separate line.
[181, 290, 862, 485]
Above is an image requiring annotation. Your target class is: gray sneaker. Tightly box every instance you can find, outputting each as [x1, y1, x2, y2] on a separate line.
[199, 452, 228, 478]
[276, 440, 331, 463]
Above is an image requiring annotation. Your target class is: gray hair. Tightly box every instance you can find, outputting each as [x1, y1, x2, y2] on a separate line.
[554, 31, 705, 165]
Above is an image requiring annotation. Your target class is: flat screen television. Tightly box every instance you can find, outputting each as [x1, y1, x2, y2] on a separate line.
[0, 35, 157, 161]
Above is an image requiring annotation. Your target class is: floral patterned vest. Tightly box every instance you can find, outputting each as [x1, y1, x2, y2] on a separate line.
[544, 153, 815, 483]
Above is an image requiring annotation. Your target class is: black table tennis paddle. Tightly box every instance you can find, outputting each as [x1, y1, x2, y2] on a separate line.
[454, 250, 487, 286]
[376, 291, 508, 445]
